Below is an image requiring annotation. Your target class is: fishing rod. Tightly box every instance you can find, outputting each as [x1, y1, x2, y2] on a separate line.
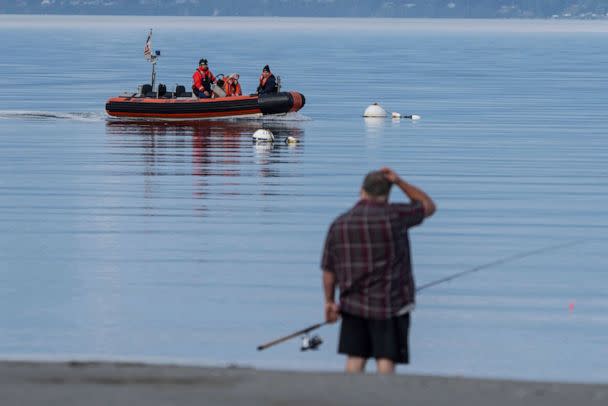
[256, 322, 325, 352]
[256, 239, 586, 352]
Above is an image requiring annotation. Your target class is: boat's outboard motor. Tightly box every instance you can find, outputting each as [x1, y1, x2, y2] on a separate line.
[141, 84, 153, 97]
[158, 83, 167, 97]
[175, 85, 192, 98]
[175, 85, 186, 97]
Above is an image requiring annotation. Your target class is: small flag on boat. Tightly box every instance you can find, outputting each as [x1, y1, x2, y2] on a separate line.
[144, 29, 153, 62]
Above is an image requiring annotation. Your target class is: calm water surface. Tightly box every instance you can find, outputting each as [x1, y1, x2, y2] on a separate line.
[0, 16, 607, 382]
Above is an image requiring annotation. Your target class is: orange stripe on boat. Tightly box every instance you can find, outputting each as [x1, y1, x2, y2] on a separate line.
[289, 92, 303, 112]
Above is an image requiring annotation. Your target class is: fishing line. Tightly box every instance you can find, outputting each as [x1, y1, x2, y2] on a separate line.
[256, 239, 587, 351]
[416, 239, 586, 293]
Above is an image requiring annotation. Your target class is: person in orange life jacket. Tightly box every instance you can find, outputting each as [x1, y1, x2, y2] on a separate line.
[192, 58, 217, 98]
[223, 73, 242, 97]
[257, 65, 278, 95]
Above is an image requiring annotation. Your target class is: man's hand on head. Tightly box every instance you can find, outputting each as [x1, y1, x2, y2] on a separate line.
[381, 167, 401, 184]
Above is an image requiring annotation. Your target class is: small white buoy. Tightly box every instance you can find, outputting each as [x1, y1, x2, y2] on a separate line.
[363, 103, 387, 118]
[392, 112, 422, 120]
[252, 129, 274, 142]
[285, 136, 298, 144]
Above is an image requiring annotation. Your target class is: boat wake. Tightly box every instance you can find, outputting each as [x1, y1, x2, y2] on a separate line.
[104, 112, 311, 124]
[262, 112, 311, 122]
[234, 112, 311, 123]
[0, 111, 105, 122]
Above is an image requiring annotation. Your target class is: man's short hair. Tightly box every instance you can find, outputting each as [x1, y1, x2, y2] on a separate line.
[362, 171, 392, 197]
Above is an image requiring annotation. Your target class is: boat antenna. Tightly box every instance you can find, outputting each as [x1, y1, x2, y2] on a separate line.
[144, 29, 161, 94]
[256, 239, 587, 351]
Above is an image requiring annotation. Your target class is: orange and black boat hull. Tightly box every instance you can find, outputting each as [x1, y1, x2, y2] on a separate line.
[105, 91, 305, 120]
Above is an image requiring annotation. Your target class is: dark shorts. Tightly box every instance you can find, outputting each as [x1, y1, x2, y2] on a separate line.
[338, 312, 410, 364]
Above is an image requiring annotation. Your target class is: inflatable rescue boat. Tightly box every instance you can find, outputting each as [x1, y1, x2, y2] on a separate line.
[106, 89, 305, 120]
[106, 30, 305, 120]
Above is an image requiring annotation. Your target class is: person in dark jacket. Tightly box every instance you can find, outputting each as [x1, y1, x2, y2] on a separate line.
[321, 167, 436, 374]
[257, 65, 278, 95]
[192, 58, 217, 98]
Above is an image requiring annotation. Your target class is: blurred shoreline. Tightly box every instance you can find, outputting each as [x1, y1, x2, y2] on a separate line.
[1, 360, 606, 405]
[0, 15, 607, 32]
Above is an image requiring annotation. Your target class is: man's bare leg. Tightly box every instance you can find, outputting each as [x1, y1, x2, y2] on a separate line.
[376, 358, 395, 374]
[345, 356, 367, 373]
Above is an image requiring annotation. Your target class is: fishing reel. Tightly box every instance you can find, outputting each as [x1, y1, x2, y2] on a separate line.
[300, 334, 323, 351]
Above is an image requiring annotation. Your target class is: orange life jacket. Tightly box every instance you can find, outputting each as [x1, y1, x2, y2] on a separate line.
[192, 67, 216, 92]
[224, 80, 242, 97]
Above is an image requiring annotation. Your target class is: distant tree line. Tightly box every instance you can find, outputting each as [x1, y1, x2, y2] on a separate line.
[3, 0, 608, 18]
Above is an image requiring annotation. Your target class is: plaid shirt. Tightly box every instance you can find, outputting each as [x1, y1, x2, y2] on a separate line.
[321, 199, 425, 320]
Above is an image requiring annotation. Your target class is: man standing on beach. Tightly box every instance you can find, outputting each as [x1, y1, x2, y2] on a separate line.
[321, 168, 436, 374]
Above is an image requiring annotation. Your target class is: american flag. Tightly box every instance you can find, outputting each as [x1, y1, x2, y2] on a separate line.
[144, 29, 153, 61]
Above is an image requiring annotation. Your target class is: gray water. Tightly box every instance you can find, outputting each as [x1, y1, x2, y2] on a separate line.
[0, 16, 607, 382]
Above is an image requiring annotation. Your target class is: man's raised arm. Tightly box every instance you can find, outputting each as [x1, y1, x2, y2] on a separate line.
[382, 167, 436, 218]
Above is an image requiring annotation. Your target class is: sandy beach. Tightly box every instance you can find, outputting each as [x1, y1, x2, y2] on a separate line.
[1, 360, 606, 405]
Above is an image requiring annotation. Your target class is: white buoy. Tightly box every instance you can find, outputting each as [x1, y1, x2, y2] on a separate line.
[392, 112, 422, 120]
[363, 103, 387, 118]
[252, 129, 274, 142]
[285, 136, 299, 144]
